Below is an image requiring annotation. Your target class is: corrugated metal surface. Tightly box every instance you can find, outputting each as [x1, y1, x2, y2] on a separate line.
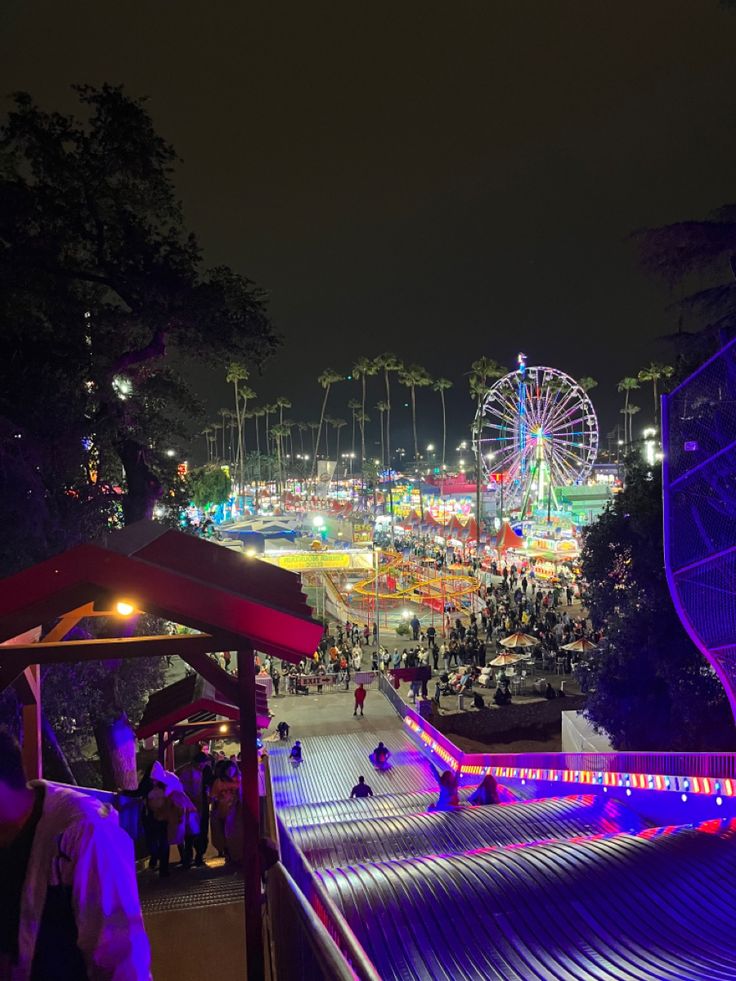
[290, 795, 646, 870]
[270, 729, 438, 808]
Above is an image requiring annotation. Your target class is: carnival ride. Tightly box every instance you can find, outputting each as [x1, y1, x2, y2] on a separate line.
[474, 353, 599, 516]
[350, 550, 478, 613]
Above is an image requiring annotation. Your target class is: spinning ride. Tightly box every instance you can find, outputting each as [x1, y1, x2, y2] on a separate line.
[474, 354, 598, 515]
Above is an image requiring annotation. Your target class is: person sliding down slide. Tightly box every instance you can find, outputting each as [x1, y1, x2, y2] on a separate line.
[428, 762, 460, 810]
[468, 772, 499, 805]
[289, 741, 303, 765]
[369, 741, 391, 769]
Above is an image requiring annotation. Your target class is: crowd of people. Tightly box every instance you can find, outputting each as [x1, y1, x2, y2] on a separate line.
[122, 747, 246, 878]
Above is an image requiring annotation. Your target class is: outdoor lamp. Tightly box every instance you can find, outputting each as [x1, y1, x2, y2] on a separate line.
[219, 724, 228, 734]
[115, 601, 135, 617]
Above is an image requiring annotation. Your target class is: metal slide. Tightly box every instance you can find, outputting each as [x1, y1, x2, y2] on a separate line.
[270, 700, 736, 980]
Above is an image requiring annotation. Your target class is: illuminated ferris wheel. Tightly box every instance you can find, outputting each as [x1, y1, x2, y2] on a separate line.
[474, 355, 599, 513]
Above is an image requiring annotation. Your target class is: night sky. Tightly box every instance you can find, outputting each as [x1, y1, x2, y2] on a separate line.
[3, 2, 736, 456]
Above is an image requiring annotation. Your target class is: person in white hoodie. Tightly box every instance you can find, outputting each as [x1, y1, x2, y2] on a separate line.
[0, 730, 151, 979]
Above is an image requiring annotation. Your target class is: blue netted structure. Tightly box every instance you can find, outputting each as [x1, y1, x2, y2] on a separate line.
[663, 335, 736, 719]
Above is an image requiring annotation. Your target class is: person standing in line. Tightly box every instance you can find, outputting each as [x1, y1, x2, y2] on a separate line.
[0, 731, 151, 979]
[354, 683, 367, 717]
[177, 752, 212, 868]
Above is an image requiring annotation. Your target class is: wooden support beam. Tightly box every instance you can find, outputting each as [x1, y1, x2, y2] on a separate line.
[21, 665, 42, 780]
[1, 654, 34, 696]
[179, 649, 239, 704]
[238, 648, 264, 981]
[42, 603, 96, 643]
[0, 633, 223, 665]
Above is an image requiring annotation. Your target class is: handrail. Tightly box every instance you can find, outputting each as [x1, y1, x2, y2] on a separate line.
[261, 751, 381, 981]
[378, 673, 462, 769]
[261, 753, 280, 853]
[277, 817, 382, 981]
[266, 863, 360, 981]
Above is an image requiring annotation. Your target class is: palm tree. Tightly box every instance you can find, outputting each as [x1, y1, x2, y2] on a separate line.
[578, 377, 598, 393]
[253, 406, 266, 506]
[637, 362, 674, 430]
[398, 364, 433, 467]
[271, 422, 290, 507]
[617, 377, 640, 446]
[262, 403, 278, 487]
[273, 397, 291, 480]
[311, 369, 343, 477]
[202, 426, 214, 462]
[375, 354, 403, 521]
[624, 404, 641, 445]
[330, 418, 347, 490]
[226, 363, 249, 492]
[353, 357, 379, 464]
[375, 401, 388, 467]
[347, 398, 362, 457]
[237, 386, 256, 474]
[296, 421, 308, 456]
[433, 378, 453, 492]
[226, 409, 237, 463]
[276, 395, 291, 425]
[218, 408, 230, 460]
[469, 357, 507, 534]
[307, 421, 320, 457]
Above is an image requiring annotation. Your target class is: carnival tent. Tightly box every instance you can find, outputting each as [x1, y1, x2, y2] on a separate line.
[496, 522, 523, 552]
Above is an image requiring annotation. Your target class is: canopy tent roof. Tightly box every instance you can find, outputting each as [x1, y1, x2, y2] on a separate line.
[0, 521, 323, 692]
[136, 672, 270, 739]
[496, 522, 524, 551]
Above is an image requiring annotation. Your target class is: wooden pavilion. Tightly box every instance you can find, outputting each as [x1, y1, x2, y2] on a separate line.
[0, 520, 323, 979]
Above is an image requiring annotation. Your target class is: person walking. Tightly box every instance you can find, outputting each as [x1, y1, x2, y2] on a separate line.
[0, 732, 151, 979]
[410, 615, 421, 641]
[354, 683, 367, 716]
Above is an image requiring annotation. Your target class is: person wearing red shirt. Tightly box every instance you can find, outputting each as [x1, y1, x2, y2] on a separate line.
[353, 683, 367, 717]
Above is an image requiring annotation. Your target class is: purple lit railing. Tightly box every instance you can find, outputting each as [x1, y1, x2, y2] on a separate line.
[377, 675, 736, 792]
[379, 673, 462, 769]
[261, 754, 380, 981]
[462, 751, 736, 779]
[276, 817, 381, 981]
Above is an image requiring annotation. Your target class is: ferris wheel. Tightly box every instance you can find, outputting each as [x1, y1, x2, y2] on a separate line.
[474, 355, 599, 513]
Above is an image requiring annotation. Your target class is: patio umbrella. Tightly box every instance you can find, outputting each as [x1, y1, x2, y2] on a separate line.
[489, 652, 522, 667]
[500, 632, 539, 649]
[561, 637, 598, 653]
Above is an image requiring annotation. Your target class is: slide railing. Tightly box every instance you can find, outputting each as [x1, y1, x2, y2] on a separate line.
[261, 756, 381, 981]
[377, 675, 736, 788]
